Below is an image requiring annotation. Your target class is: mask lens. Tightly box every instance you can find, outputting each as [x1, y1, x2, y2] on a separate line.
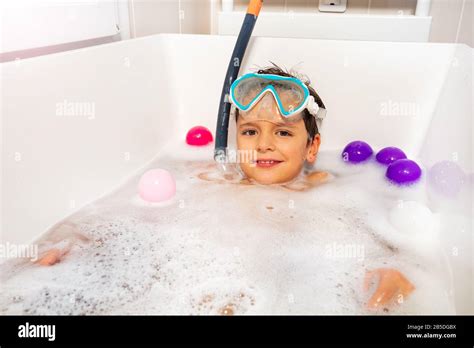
[233, 77, 265, 107]
[231, 75, 310, 123]
[272, 82, 306, 115]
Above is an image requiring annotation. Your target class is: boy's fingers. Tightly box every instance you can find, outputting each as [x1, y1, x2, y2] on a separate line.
[399, 275, 415, 294]
[36, 249, 62, 266]
[366, 281, 398, 309]
[35, 232, 88, 267]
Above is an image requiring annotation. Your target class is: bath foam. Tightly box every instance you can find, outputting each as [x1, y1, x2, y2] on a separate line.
[0, 142, 456, 314]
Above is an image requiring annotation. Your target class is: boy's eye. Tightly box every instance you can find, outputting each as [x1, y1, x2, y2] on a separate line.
[241, 129, 258, 136]
[276, 130, 292, 137]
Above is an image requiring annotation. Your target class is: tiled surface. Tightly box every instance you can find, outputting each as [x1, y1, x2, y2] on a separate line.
[457, 0, 473, 46]
[233, 0, 416, 14]
[429, 0, 465, 43]
[132, 0, 210, 37]
[132, 0, 179, 37]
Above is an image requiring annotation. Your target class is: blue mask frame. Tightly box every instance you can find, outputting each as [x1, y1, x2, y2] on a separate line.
[229, 73, 311, 118]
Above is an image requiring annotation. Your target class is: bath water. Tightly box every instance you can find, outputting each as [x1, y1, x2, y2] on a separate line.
[0, 141, 457, 315]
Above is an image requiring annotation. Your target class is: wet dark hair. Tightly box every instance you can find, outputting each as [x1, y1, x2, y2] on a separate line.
[235, 63, 324, 145]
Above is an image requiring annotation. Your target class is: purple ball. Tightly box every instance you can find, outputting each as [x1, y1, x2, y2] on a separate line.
[376, 147, 407, 165]
[342, 141, 373, 163]
[386, 159, 422, 185]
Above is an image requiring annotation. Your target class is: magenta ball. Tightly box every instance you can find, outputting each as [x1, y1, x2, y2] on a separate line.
[342, 141, 373, 163]
[386, 159, 422, 185]
[186, 126, 213, 146]
[376, 147, 407, 165]
[427, 160, 466, 197]
[138, 169, 176, 202]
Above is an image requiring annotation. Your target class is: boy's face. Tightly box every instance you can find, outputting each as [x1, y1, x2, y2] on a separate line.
[236, 97, 320, 185]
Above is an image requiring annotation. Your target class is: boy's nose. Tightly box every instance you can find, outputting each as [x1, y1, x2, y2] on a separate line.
[256, 131, 275, 153]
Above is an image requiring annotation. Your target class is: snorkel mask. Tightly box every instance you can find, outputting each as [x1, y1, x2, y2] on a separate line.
[213, 0, 327, 177]
[229, 73, 327, 127]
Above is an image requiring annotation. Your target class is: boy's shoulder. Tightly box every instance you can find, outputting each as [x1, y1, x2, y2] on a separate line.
[306, 170, 329, 184]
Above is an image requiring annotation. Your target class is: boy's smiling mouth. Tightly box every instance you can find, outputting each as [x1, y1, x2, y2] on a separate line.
[255, 159, 283, 168]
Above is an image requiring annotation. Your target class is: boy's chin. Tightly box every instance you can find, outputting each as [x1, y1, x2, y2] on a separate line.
[242, 167, 297, 185]
[252, 176, 282, 185]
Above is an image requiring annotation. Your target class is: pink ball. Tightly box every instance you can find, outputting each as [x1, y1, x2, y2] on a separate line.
[186, 126, 213, 146]
[138, 169, 176, 202]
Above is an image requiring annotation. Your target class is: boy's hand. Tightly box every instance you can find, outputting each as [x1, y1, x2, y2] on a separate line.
[35, 223, 90, 266]
[364, 268, 415, 310]
[37, 248, 66, 266]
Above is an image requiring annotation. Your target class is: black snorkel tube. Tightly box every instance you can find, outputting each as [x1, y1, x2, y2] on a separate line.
[214, 0, 263, 164]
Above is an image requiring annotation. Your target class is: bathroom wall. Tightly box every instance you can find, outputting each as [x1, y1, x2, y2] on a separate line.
[0, 1, 471, 61]
[429, 0, 472, 46]
[131, 0, 472, 47]
[129, 0, 211, 37]
[232, 0, 417, 14]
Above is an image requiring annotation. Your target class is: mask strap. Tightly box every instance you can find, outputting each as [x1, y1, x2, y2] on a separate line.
[306, 95, 320, 117]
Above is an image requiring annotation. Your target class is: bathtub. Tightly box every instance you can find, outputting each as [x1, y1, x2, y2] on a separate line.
[1, 34, 472, 313]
